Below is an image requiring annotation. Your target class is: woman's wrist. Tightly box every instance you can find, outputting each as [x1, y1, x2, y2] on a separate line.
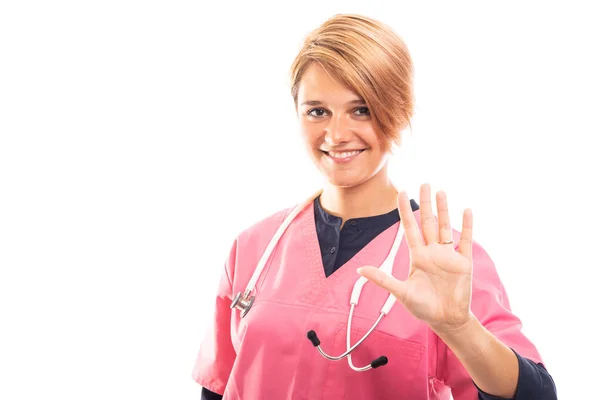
[434, 312, 519, 398]
[434, 312, 489, 361]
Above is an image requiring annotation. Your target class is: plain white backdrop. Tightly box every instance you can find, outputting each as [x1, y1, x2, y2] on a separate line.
[1, 1, 598, 399]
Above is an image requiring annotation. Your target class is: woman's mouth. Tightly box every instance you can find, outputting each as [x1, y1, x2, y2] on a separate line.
[322, 149, 365, 163]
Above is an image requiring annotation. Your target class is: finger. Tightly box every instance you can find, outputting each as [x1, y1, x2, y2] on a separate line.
[397, 190, 422, 249]
[458, 208, 473, 260]
[357, 266, 408, 303]
[419, 184, 437, 244]
[436, 191, 452, 244]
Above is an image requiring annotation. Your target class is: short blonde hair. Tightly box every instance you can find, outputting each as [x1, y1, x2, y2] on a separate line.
[290, 14, 414, 150]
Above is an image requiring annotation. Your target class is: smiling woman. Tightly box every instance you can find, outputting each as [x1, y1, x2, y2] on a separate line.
[191, 14, 557, 400]
[290, 14, 414, 153]
[295, 63, 389, 191]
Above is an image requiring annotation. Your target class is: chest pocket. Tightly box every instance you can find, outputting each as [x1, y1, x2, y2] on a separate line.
[320, 321, 427, 400]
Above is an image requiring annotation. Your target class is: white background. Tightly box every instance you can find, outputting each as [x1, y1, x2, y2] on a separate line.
[1, 1, 598, 399]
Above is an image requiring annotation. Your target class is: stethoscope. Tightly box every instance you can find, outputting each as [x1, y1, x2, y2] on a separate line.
[230, 189, 406, 371]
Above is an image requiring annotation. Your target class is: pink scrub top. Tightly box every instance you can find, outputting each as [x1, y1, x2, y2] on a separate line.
[192, 204, 543, 399]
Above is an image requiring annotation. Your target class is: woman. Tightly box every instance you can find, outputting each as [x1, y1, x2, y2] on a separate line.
[192, 14, 557, 399]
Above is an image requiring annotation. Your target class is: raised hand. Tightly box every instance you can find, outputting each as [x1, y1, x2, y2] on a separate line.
[358, 184, 474, 335]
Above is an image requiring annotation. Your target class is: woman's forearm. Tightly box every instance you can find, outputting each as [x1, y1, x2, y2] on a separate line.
[435, 312, 519, 398]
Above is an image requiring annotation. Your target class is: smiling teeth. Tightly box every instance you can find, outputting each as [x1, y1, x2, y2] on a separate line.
[329, 150, 361, 159]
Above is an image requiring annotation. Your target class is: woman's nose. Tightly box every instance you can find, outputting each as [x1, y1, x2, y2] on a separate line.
[324, 115, 352, 145]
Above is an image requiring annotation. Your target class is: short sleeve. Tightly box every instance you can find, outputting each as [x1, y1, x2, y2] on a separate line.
[191, 241, 238, 395]
[437, 241, 544, 400]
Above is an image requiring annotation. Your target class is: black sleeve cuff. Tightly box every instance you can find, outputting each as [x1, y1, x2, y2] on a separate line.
[201, 387, 223, 400]
[477, 349, 557, 400]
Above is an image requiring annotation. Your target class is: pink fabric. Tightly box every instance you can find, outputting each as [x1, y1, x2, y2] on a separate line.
[192, 205, 543, 399]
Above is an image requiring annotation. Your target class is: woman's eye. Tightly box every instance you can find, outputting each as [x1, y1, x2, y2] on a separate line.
[307, 108, 327, 117]
[354, 107, 370, 116]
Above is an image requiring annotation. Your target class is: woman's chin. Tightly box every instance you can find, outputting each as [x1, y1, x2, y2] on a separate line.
[324, 173, 367, 189]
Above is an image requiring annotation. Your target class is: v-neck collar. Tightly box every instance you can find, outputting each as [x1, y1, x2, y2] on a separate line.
[296, 199, 420, 307]
[313, 195, 403, 231]
[297, 202, 420, 310]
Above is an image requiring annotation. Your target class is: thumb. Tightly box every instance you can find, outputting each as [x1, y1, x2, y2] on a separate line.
[357, 266, 409, 303]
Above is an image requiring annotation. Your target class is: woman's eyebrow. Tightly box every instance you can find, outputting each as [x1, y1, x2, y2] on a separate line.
[300, 99, 366, 106]
[300, 100, 323, 106]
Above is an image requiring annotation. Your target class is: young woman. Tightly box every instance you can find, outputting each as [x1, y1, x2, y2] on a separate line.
[192, 14, 557, 399]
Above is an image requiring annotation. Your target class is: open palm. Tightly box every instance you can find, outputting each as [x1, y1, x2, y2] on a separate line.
[358, 184, 474, 334]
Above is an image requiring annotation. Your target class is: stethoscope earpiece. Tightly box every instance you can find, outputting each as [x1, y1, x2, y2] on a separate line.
[307, 330, 321, 346]
[370, 355, 388, 369]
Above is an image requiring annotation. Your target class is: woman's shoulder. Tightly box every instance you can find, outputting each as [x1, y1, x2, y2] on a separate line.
[235, 206, 296, 243]
[224, 204, 300, 287]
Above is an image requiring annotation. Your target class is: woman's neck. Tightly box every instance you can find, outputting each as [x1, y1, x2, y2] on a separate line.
[319, 172, 398, 223]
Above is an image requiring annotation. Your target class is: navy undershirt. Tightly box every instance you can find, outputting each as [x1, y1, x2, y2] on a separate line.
[201, 198, 556, 399]
[314, 195, 418, 277]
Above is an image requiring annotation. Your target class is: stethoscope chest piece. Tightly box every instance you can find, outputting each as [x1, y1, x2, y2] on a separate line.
[230, 291, 255, 318]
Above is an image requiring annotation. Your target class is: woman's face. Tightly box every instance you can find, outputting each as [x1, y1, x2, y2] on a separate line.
[296, 62, 390, 188]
